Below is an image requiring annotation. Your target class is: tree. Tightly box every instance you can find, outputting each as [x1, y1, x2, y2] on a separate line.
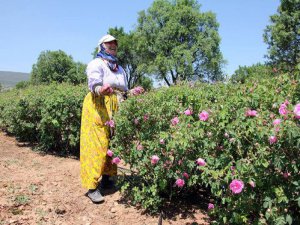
[264, 0, 300, 72]
[134, 0, 224, 86]
[66, 62, 87, 85]
[31, 50, 86, 85]
[230, 63, 272, 84]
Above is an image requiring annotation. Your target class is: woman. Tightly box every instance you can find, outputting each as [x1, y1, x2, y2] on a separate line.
[80, 34, 143, 203]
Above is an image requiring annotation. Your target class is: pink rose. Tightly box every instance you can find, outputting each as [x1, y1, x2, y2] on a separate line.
[279, 103, 288, 115]
[107, 149, 113, 157]
[137, 144, 144, 151]
[224, 133, 229, 138]
[105, 119, 115, 128]
[159, 139, 165, 144]
[269, 136, 277, 145]
[184, 109, 193, 116]
[294, 103, 300, 119]
[175, 178, 185, 187]
[183, 172, 189, 179]
[134, 118, 139, 125]
[151, 155, 160, 165]
[196, 158, 206, 166]
[143, 114, 149, 121]
[284, 99, 290, 105]
[283, 172, 291, 179]
[130, 86, 144, 96]
[198, 110, 209, 121]
[208, 203, 214, 210]
[229, 179, 244, 194]
[171, 116, 179, 126]
[245, 109, 258, 117]
[112, 157, 121, 164]
[273, 119, 281, 126]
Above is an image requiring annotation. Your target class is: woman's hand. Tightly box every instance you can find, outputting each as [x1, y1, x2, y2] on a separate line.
[100, 84, 114, 95]
[129, 86, 145, 96]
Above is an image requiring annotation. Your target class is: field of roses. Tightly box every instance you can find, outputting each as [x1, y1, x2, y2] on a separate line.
[110, 73, 300, 224]
[0, 71, 299, 224]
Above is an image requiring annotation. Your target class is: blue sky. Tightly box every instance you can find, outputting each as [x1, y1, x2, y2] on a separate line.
[0, 0, 280, 76]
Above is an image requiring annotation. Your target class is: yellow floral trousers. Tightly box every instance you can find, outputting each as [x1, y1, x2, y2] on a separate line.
[80, 92, 118, 189]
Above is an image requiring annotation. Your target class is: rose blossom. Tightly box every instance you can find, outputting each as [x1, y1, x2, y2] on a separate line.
[196, 158, 206, 166]
[171, 116, 179, 126]
[208, 203, 214, 210]
[269, 136, 277, 145]
[134, 118, 139, 125]
[183, 172, 189, 179]
[159, 139, 165, 144]
[151, 155, 160, 165]
[107, 149, 114, 157]
[229, 179, 244, 194]
[105, 119, 115, 127]
[198, 111, 209, 121]
[137, 144, 144, 151]
[131, 86, 144, 95]
[273, 119, 281, 126]
[245, 109, 257, 117]
[283, 172, 291, 179]
[184, 109, 193, 116]
[279, 103, 288, 115]
[294, 103, 300, 119]
[175, 178, 185, 187]
[143, 114, 149, 121]
[112, 157, 121, 164]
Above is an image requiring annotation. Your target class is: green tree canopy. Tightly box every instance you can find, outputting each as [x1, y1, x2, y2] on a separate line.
[230, 63, 273, 84]
[31, 50, 86, 85]
[134, 0, 224, 86]
[264, 0, 300, 72]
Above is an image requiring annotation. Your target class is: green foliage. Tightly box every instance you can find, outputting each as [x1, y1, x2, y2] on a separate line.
[135, 0, 224, 85]
[0, 83, 87, 155]
[111, 73, 299, 223]
[230, 63, 274, 84]
[30, 50, 86, 85]
[264, 0, 300, 73]
[15, 80, 31, 89]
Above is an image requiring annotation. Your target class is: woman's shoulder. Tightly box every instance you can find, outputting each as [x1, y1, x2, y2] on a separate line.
[87, 58, 105, 69]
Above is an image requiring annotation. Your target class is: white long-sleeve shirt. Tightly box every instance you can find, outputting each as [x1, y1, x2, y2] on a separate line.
[86, 58, 128, 93]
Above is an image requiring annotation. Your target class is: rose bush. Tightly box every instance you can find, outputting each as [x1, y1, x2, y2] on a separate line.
[110, 72, 299, 224]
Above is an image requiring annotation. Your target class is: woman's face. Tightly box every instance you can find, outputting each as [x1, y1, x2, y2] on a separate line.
[104, 40, 118, 56]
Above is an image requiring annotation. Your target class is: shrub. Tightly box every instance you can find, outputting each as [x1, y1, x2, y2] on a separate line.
[111, 73, 300, 224]
[0, 83, 87, 155]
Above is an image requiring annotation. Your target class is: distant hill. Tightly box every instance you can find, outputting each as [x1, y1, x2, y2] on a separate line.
[0, 71, 30, 89]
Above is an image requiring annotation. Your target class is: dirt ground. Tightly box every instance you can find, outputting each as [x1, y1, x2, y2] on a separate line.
[0, 132, 209, 225]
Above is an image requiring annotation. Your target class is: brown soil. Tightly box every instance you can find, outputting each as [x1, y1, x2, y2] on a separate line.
[0, 132, 209, 225]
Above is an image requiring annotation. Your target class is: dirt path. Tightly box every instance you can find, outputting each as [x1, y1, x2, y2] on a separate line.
[0, 132, 208, 225]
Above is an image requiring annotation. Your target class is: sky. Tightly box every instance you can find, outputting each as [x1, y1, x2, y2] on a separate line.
[0, 0, 280, 76]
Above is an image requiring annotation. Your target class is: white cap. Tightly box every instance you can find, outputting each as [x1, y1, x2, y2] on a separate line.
[98, 34, 117, 46]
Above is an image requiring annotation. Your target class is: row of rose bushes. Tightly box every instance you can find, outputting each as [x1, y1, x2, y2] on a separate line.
[0, 83, 87, 155]
[0, 72, 299, 224]
[110, 73, 299, 224]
